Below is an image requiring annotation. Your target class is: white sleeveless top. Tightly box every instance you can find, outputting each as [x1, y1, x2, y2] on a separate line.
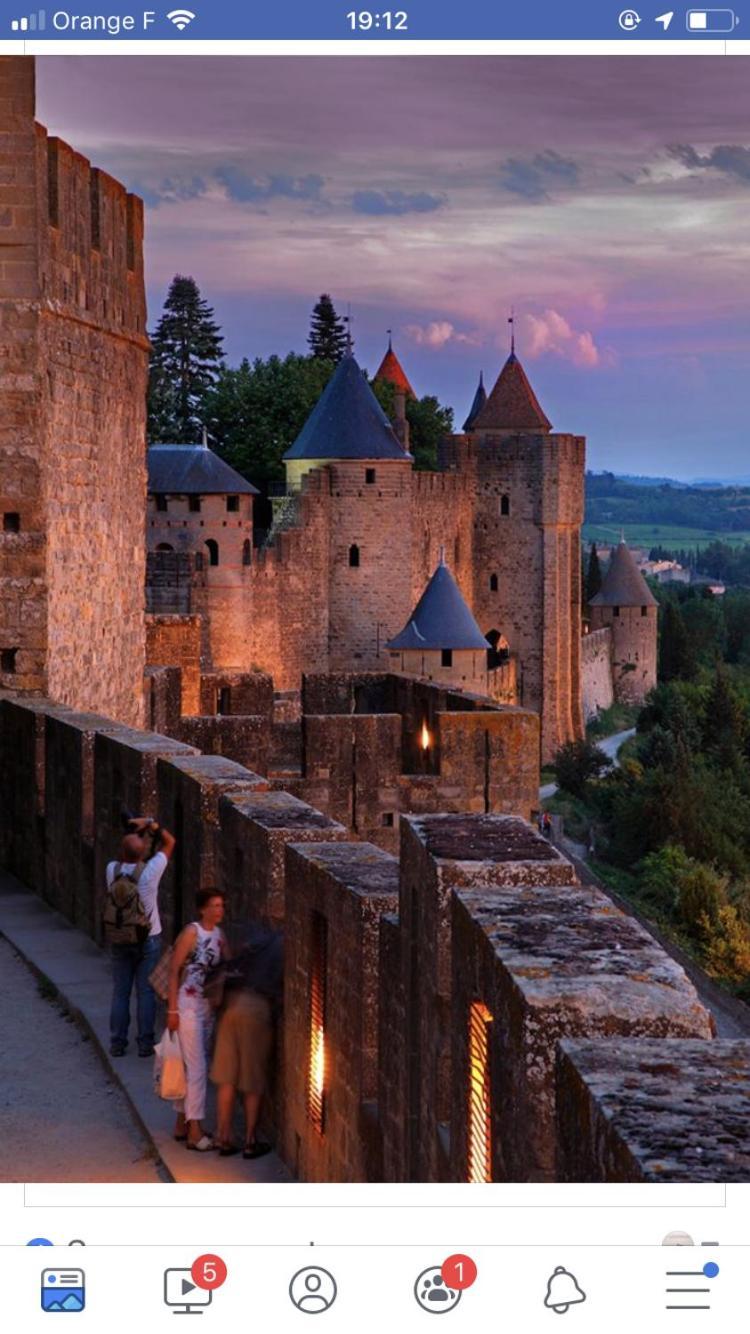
[178, 921, 223, 1013]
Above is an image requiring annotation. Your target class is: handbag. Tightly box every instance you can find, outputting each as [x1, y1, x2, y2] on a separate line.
[154, 1029, 187, 1101]
[148, 946, 173, 1002]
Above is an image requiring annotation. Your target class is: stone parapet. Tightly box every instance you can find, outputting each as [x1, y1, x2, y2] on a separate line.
[282, 841, 399, 1181]
[556, 1038, 749, 1182]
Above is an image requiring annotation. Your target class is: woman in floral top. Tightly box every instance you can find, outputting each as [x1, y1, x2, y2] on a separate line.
[167, 888, 228, 1151]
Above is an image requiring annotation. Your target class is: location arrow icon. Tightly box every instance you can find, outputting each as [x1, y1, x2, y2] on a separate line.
[655, 11, 674, 27]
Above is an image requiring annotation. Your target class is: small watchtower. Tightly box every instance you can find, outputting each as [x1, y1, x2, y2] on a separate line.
[589, 540, 658, 705]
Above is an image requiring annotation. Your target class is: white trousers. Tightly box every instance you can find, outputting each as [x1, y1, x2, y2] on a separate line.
[174, 1004, 213, 1122]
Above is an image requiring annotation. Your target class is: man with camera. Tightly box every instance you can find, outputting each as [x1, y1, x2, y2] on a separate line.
[105, 815, 176, 1059]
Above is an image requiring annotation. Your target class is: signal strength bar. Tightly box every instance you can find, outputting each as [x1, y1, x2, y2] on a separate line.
[11, 9, 46, 28]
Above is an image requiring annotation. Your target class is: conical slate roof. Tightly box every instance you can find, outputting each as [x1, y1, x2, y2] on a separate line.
[283, 355, 409, 462]
[590, 540, 658, 608]
[387, 556, 489, 651]
[472, 352, 552, 432]
[374, 341, 415, 398]
[147, 443, 258, 495]
[462, 371, 487, 431]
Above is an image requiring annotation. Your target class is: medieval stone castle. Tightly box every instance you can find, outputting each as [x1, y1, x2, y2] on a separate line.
[4, 56, 742, 1185]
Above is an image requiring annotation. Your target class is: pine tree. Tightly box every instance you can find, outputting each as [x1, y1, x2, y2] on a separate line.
[703, 664, 746, 770]
[659, 602, 697, 682]
[308, 294, 348, 362]
[585, 542, 602, 605]
[148, 275, 224, 442]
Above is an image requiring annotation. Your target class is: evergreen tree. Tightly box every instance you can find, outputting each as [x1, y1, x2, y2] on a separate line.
[659, 602, 697, 683]
[585, 542, 602, 605]
[148, 275, 224, 442]
[308, 294, 348, 362]
[703, 665, 746, 771]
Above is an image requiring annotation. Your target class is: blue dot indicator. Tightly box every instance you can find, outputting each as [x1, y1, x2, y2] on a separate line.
[27, 1238, 53, 1247]
[703, 1262, 719, 1279]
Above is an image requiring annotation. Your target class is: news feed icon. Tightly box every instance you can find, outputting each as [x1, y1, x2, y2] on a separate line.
[41, 1269, 85, 1314]
[164, 1269, 213, 1315]
[10, 8, 45, 29]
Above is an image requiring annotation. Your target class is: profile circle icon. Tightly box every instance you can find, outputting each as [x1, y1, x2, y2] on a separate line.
[289, 1266, 337, 1314]
[414, 1265, 462, 1314]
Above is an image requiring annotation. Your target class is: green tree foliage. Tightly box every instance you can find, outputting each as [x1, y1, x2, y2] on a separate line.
[203, 354, 336, 487]
[659, 602, 697, 682]
[553, 738, 611, 798]
[308, 294, 348, 362]
[371, 378, 453, 472]
[148, 275, 224, 442]
[585, 542, 602, 605]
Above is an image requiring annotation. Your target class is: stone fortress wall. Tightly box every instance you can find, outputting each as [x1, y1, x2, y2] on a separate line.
[0, 57, 148, 725]
[4, 690, 747, 1184]
[580, 626, 615, 721]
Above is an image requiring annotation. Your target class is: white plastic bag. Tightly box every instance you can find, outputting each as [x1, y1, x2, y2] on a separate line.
[154, 1029, 187, 1101]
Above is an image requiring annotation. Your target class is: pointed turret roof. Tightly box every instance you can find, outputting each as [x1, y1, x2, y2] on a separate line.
[374, 339, 416, 398]
[472, 352, 552, 433]
[590, 540, 658, 608]
[283, 354, 410, 462]
[462, 371, 487, 432]
[387, 554, 489, 651]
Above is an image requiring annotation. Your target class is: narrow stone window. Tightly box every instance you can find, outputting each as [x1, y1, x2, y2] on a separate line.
[441, 649, 453, 668]
[613, 605, 620, 618]
[227, 495, 240, 512]
[242, 539, 252, 567]
[489, 573, 498, 592]
[206, 539, 219, 567]
[218, 687, 231, 715]
[189, 495, 201, 513]
[308, 912, 328, 1134]
[156, 542, 174, 552]
[90, 168, 101, 250]
[47, 139, 60, 227]
[155, 495, 168, 513]
[365, 468, 376, 485]
[1, 648, 18, 675]
[500, 494, 510, 516]
[641, 605, 648, 616]
[195, 551, 204, 571]
[467, 1000, 493, 1183]
[381, 812, 395, 828]
[349, 544, 360, 568]
[3, 513, 20, 533]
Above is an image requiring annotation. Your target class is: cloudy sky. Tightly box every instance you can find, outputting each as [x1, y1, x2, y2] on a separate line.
[38, 56, 750, 479]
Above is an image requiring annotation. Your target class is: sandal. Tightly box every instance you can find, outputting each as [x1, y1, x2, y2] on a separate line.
[218, 1143, 239, 1158]
[186, 1135, 215, 1153]
[243, 1140, 272, 1160]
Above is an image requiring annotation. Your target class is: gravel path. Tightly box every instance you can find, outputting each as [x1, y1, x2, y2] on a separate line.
[0, 938, 162, 1182]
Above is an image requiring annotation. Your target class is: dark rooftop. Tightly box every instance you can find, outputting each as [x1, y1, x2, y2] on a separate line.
[148, 443, 258, 496]
[590, 540, 658, 608]
[462, 371, 487, 432]
[283, 354, 411, 462]
[387, 556, 489, 652]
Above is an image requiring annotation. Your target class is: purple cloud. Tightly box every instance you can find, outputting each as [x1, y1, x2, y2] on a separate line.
[351, 189, 445, 216]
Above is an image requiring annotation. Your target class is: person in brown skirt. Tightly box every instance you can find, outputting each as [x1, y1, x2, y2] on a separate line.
[210, 922, 283, 1159]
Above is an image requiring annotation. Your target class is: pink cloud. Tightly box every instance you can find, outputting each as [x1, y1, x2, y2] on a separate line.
[404, 320, 480, 348]
[525, 309, 603, 368]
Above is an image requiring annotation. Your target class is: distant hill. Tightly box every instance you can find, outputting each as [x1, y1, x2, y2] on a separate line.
[586, 472, 750, 535]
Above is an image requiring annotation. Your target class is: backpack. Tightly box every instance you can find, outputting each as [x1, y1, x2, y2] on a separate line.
[103, 862, 151, 946]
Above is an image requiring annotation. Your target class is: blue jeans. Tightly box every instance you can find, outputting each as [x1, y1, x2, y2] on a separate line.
[110, 933, 162, 1052]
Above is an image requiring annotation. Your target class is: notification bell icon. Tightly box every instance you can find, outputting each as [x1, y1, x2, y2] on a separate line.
[543, 1266, 586, 1314]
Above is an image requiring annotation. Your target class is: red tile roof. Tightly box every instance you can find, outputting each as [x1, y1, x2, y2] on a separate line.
[374, 344, 416, 398]
[472, 353, 551, 432]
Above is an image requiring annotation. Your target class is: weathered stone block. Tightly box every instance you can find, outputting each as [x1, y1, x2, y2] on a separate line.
[451, 883, 713, 1182]
[556, 1038, 749, 1182]
[282, 841, 399, 1181]
[218, 788, 347, 925]
[177, 714, 271, 776]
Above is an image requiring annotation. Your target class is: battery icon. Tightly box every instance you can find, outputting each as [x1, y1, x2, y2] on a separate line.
[686, 8, 739, 29]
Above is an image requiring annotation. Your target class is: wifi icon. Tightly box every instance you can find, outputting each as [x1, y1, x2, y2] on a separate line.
[167, 7, 195, 28]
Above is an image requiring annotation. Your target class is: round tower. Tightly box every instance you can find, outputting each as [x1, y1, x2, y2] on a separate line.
[589, 540, 658, 706]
